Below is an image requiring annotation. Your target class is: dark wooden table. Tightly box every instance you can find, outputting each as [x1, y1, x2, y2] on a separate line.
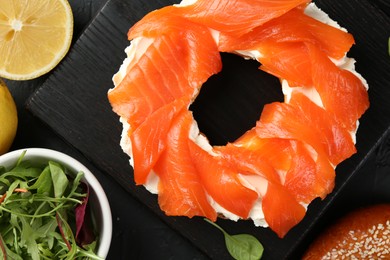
[6, 0, 390, 259]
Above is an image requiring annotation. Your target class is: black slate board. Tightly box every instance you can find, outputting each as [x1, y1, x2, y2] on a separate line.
[27, 0, 390, 259]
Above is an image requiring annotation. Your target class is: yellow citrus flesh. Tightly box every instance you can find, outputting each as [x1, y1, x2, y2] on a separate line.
[0, 79, 18, 155]
[0, 0, 73, 80]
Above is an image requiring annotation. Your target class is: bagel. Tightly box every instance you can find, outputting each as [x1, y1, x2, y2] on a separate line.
[108, 0, 369, 238]
[303, 204, 390, 259]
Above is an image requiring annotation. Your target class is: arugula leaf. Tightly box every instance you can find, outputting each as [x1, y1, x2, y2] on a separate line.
[20, 214, 40, 260]
[205, 218, 264, 260]
[70, 171, 84, 195]
[29, 167, 53, 195]
[36, 218, 57, 249]
[49, 162, 69, 198]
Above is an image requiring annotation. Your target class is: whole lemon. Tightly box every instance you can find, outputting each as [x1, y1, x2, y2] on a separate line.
[0, 79, 18, 155]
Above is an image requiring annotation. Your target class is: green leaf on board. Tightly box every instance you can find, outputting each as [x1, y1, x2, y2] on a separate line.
[204, 218, 264, 260]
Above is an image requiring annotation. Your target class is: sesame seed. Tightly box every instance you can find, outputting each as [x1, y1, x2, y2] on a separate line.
[320, 217, 390, 259]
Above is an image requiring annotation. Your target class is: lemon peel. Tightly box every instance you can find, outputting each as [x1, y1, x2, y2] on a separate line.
[0, 79, 18, 155]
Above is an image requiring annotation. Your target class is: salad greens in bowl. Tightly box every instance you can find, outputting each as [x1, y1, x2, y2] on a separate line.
[0, 148, 112, 259]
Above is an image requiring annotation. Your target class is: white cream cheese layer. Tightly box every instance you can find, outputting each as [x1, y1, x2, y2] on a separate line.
[110, 2, 367, 228]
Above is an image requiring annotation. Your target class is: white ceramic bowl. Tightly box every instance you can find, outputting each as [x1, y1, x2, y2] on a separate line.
[0, 148, 112, 258]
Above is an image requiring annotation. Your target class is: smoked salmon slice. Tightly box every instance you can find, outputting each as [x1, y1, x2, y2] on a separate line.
[108, 16, 222, 129]
[219, 7, 354, 60]
[307, 43, 369, 131]
[253, 42, 369, 132]
[130, 98, 187, 185]
[128, 14, 222, 94]
[154, 110, 217, 220]
[188, 140, 258, 219]
[176, 0, 311, 37]
[288, 92, 356, 164]
[256, 92, 356, 166]
[262, 181, 306, 238]
[257, 42, 313, 88]
[232, 129, 334, 204]
[215, 143, 282, 185]
[283, 140, 334, 204]
[129, 0, 310, 38]
[233, 129, 293, 174]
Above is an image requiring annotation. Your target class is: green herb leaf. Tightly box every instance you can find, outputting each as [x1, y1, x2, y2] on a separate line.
[70, 171, 84, 195]
[29, 167, 53, 195]
[20, 215, 40, 260]
[49, 162, 69, 198]
[36, 218, 57, 249]
[205, 219, 264, 260]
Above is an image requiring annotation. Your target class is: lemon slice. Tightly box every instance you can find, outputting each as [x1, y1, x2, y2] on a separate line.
[0, 0, 73, 80]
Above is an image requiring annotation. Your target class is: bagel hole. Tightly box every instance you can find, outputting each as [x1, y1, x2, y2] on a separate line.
[190, 52, 283, 146]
